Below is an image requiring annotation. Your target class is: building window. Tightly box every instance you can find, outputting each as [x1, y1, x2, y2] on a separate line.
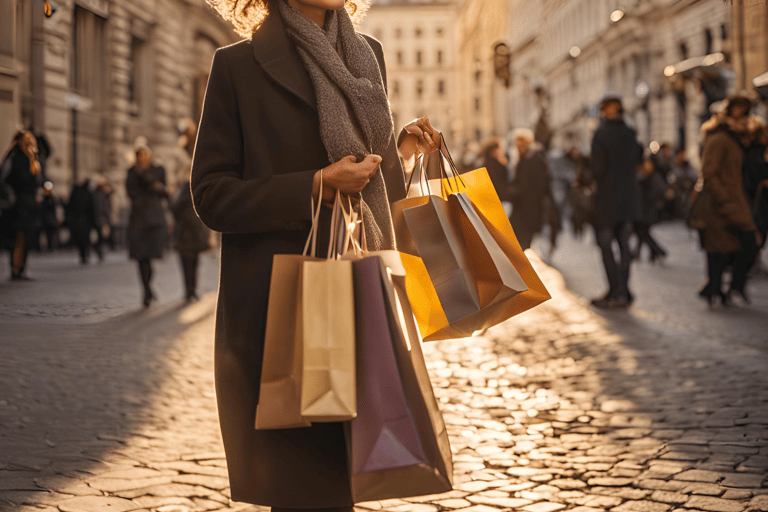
[72, 6, 108, 104]
[437, 50, 443, 65]
[436, 27, 444, 37]
[395, 27, 402, 39]
[704, 28, 713, 55]
[679, 41, 688, 60]
[415, 26, 423, 38]
[720, 23, 727, 40]
[0, 0, 15, 57]
[128, 18, 153, 118]
[416, 50, 422, 66]
[474, 70, 482, 85]
[474, 97, 481, 112]
[416, 80, 424, 98]
[396, 51, 403, 65]
[437, 79, 445, 96]
[392, 79, 400, 97]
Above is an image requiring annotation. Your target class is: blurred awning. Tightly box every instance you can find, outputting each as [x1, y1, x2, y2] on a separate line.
[754, 71, 768, 99]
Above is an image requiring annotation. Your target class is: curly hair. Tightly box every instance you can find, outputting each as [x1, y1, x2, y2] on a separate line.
[207, 0, 370, 39]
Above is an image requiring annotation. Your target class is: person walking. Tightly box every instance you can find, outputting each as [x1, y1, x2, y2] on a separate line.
[40, 181, 61, 252]
[93, 176, 114, 260]
[589, 96, 643, 308]
[0, 130, 43, 280]
[170, 181, 210, 302]
[126, 144, 168, 307]
[65, 179, 97, 264]
[508, 128, 551, 251]
[480, 137, 510, 201]
[697, 95, 760, 306]
[634, 157, 669, 263]
[192, 0, 441, 508]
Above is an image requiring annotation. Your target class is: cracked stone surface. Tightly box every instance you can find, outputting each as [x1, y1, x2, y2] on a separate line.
[1, 238, 766, 512]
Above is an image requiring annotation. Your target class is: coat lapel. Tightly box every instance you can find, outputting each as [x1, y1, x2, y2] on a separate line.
[251, 12, 317, 111]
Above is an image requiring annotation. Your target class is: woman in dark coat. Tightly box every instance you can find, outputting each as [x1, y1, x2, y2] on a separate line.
[192, 0, 441, 509]
[126, 145, 169, 307]
[698, 97, 759, 305]
[0, 130, 43, 280]
[65, 179, 97, 264]
[509, 128, 551, 251]
[170, 181, 210, 302]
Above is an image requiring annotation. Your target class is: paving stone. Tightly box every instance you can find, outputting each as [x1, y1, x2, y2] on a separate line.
[87, 476, 175, 493]
[58, 496, 140, 512]
[611, 500, 672, 512]
[451, 506, 501, 512]
[721, 490, 752, 500]
[683, 483, 726, 496]
[650, 491, 689, 505]
[436, 499, 473, 509]
[685, 496, 746, 512]
[468, 495, 534, 508]
[583, 496, 624, 508]
[639, 480, 687, 492]
[550, 478, 587, 490]
[131, 496, 197, 509]
[588, 478, 636, 487]
[569, 508, 603, 512]
[674, 471, 724, 483]
[747, 495, 768, 511]
[521, 502, 567, 512]
[721, 474, 765, 489]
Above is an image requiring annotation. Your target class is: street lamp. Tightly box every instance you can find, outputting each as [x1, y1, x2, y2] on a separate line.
[610, 9, 625, 23]
[569, 46, 582, 59]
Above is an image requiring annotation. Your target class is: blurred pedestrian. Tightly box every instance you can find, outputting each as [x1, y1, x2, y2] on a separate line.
[589, 96, 643, 308]
[634, 158, 668, 263]
[93, 175, 114, 260]
[171, 181, 210, 302]
[127, 144, 168, 307]
[0, 130, 43, 280]
[742, 117, 768, 254]
[670, 149, 697, 219]
[508, 128, 551, 251]
[697, 95, 760, 306]
[65, 179, 97, 264]
[480, 137, 510, 201]
[567, 147, 594, 238]
[40, 181, 60, 251]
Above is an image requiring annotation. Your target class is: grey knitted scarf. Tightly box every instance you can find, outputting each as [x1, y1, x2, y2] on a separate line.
[279, 1, 396, 251]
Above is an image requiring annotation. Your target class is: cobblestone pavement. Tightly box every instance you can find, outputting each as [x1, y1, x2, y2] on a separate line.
[1, 249, 766, 512]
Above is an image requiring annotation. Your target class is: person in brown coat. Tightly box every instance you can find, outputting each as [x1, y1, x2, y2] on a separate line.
[698, 96, 760, 305]
[192, 0, 441, 509]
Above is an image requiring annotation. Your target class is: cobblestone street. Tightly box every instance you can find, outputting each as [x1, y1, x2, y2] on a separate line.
[0, 243, 766, 512]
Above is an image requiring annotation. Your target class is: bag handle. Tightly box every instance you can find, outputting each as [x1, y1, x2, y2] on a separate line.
[303, 171, 325, 257]
[405, 153, 432, 198]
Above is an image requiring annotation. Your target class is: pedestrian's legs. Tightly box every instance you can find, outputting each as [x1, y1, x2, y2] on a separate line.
[729, 231, 759, 302]
[45, 228, 59, 252]
[180, 254, 198, 301]
[701, 252, 729, 305]
[137, 258, 154, 307]
[614, 221, 633, 301]
[78, 242, 89, 264]
[595, 227, 618, 299]
[94, 227, 104, 261]
[11, 231, 28, 279]
[190, 254, 199, 299]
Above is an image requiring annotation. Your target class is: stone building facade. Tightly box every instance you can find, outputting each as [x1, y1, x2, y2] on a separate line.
[502, 0, 733, 166]
[360, 0, 463, 149]
[1, 0, 237, 218]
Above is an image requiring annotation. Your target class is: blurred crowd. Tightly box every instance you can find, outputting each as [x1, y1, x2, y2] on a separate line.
[0, 120, 212, 307]
[459, 93, 768, 309]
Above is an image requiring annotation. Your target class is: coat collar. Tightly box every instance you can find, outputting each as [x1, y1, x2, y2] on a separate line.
[251, 11, 317, 111]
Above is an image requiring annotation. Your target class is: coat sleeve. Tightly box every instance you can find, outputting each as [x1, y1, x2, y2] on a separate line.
[590, 130, 608, 182]
[191, 49, 317, 234]
[701, 133, 756, 232]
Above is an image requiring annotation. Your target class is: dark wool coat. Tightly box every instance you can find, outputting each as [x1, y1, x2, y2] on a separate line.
[590, 118, 643, 230]
[700, 123, 757, 254]
[509, 148, 550, 244]
[171, 182, 210, 257]
[65, 183, 96, 248]
[126, 164, 169, 260]
[0, 146, 42, 249]
[190, 12, 406, 508]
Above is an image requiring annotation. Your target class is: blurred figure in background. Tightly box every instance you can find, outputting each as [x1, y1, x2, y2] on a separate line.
[697, 95, 760, 306]
[127, 143, 169, 307]
[742, 117, 768, 258]
[567, 147, 594, 238]
[40, 181, 61, 252]
[93, 176, 114, 260]
[171, 181, 211, 302]
[589, 96, 643, 308]
[635, 157, 669, 263]
[670, 148, 698, 219]
[480, 136, 510, 202]
[0, 130, 43, 280]
[508, 128, 551, 251]
[65, 178, 97, 264]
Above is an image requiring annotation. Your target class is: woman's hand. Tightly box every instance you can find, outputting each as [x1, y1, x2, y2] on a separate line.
[399, 117, 442, 160]
[313, 155, 382, 205]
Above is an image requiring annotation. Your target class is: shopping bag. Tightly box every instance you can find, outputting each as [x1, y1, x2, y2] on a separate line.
[349, 253, 453, 502]
[397, 138, 551, 341]
[299, 192, 357, 422]
[255, 253, 318, 430]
